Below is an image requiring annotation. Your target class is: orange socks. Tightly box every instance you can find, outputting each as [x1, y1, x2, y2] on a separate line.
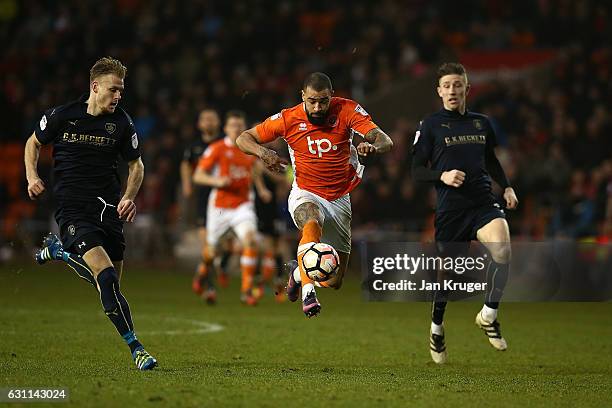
[193, 245, 214, 295]
[240, 247, 258, 294]
[262, 250, 275, 283]
[197, 245, 213, 277]
[297, 220, 322, 288]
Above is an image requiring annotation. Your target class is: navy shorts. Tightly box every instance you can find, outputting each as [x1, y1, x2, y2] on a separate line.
[55, 198, 125, 261]
[256, 201, 279, 237]
[435, 203, 505, 243]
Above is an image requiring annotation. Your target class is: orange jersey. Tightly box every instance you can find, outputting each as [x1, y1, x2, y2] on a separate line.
[255, 97, 377, 201]
[197, 137, 256, 208]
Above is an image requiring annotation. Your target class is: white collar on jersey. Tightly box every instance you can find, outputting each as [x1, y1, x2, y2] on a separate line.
[224, 136, 234, 147]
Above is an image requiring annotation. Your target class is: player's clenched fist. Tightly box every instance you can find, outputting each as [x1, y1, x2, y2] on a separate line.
[260, 149, 288, 173]
[27, 177, 46, 200]
[357, 142, 377, 156]
[503, 187, 519, 210]
[440, 169, 465, 188]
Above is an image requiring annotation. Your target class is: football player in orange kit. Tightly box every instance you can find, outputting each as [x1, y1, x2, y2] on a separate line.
[193, 110, 271, 305]
[236, 73, 393, 317]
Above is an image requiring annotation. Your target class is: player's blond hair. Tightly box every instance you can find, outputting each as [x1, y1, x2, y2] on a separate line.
[90, 57, 127, 82]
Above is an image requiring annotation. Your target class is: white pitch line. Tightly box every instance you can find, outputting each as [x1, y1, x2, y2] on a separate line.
[1, 310, 224, 336]
[139, 317, 224, 336]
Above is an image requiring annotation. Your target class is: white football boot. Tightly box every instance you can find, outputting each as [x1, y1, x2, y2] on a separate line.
[475, 312, 508, 351]
[429, 327, 448, 364]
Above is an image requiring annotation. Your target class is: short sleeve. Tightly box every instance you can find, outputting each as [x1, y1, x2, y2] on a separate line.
[34, 107, 61, 145]
[119, 116, 141, 161]
[197, 145, 218, 171]
[412, 118, 434, 159]
[255, 112, 285, 143]
[347, 102, 378, 137]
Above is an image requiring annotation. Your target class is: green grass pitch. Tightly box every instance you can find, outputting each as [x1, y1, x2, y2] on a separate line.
[1, 262, 611, 407]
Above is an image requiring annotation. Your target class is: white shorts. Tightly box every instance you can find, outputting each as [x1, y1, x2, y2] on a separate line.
[206, 202, 257, 247]
[288, 185, 352, 254]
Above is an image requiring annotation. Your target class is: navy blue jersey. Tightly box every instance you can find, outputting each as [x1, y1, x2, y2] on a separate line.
[413, 108, 498, 212]
[183, 138, 209, 165]
[35, 95, 141, 205]
[182, 135, 221, 199]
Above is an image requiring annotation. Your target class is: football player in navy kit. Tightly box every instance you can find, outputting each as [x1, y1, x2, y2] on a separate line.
[179, 109, 227, 302]
[180, 109, 221, 228]
[24, 57, 156, 370]
[412, 62, 518, 364]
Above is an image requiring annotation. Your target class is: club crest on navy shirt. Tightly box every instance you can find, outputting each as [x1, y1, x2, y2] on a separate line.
[105, 122, 116, 134]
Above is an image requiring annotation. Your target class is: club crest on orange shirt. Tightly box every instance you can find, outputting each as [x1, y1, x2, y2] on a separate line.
[327, 115, 338, 127]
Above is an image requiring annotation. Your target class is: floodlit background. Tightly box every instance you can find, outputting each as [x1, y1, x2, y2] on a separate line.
[1, 2, 611, 407]
[1, 0, 610, 263]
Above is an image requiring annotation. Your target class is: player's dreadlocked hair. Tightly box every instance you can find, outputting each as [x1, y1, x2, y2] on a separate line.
[303, 72, 333, 92]
[90, 56, 127, 82]
[437, 62, 467, 84]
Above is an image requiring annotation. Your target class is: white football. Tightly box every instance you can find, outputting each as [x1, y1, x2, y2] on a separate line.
[301, 243, 339, 282]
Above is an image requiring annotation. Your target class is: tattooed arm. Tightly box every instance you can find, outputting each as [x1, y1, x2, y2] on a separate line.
[356, 127, 394, 156]
[236, 127, 288, 173]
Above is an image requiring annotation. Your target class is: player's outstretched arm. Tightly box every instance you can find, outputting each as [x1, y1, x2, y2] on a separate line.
[24, 133, 46, 200]
[357, 128, 394, 156]
[118, 157, 144, 222]
[192, 167, 230, 188]
[236, 127, 287, 173]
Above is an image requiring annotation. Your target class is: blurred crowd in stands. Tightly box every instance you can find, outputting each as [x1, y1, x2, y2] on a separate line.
[1, 0, 610, 255]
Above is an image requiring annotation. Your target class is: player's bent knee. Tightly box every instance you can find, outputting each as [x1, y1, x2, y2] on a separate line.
[242, 231, 257, 248]
[491, 244, 512, 264]
[82, 246, 114, 276]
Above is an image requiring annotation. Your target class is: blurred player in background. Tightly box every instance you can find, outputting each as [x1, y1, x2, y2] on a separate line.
[253, 161, 293, 303]
[24, 57, 156, 370]
[180, 109, 231, 299]
[193, 110, 272, 305]
[412, 62, 519, 364]
[236, 72, 393, 317]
